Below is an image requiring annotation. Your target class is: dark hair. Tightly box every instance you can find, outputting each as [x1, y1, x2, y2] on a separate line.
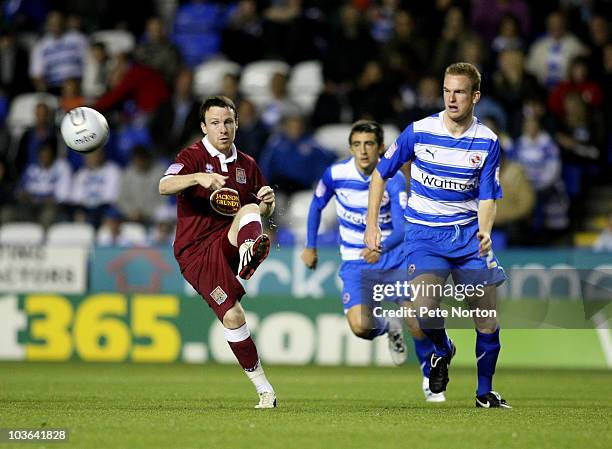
[349, 120, 384, 146]
[199, 96, 238, 124]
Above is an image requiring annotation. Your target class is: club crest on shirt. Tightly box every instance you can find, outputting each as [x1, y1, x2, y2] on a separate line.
[210, 286, 227, 304]
[470, 153, 482, 167]
[236, 167, 246, 184]
[384, 141, 398, 159]
[342, 292, 351, 304]
[205, 163, 214, 173]
[408, 264, 416, 274]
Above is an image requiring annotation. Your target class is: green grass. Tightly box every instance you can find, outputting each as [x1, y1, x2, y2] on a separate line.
[0, 363, 610, 449]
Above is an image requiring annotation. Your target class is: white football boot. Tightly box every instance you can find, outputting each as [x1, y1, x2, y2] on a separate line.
[238, 234, 270, 280]
[255, 391, 277, 409]
[387, 317, 408, 365]
[422, 376, 446, 402]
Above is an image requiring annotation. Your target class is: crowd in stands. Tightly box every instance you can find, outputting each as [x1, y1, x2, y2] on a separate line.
[0, 0, 610, 248]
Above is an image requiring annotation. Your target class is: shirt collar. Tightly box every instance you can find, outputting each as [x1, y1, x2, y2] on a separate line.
[202, 136, 237, 164]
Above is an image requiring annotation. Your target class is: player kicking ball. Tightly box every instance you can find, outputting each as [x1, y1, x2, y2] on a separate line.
[366, 63, 511, 408]
[302, 120, 445, 402]
[160, 96, 276, 409]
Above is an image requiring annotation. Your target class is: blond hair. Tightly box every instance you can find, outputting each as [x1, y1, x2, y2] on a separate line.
[445, 62, 481, 93]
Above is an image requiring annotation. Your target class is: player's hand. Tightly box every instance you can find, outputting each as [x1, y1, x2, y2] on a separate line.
[257, 185, 275, 205]
[477, 231, 492, 256]
[361, 248, 381, 264]
[364, 224, 382, 252]
[301, 248, 318, 269]
[197, 173, 227, 190]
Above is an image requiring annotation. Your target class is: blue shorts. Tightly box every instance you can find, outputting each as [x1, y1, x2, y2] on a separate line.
[405, 221, 506, 287]
[339, 257, 408, 311]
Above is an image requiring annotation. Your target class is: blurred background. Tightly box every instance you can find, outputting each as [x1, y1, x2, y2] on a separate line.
[0, 0, 610, 369]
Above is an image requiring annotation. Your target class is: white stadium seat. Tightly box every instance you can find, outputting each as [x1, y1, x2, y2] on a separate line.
[90, 30, 135, 55]
[7, 92, 58, 136]
[286, 190, 337, 243]
[0, 222, 45, 245]
[239, 60, 290, 107]
[193, 58, 241, 98]
[288, 60, 323, 114]
[382, 123, 401, 147]
[46, 222, 95, 247]
[314, 123, 352, 159]
[96, 221, 148, 247]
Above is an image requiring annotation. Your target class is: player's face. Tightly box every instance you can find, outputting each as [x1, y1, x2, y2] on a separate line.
[350, 132, 383, 175]
[201, 106, 238, 153]
[443, 74, 480, 124]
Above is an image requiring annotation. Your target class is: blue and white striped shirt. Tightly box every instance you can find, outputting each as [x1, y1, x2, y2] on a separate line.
[307, 157, 407, 261]
[377, 112, 502, 227]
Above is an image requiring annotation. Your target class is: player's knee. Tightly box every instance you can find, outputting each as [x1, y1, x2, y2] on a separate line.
[348, 321, 373, 339]
[222, 305, 246, 328]
[475, 319, 498, 334]
[238, 203, 260, 216]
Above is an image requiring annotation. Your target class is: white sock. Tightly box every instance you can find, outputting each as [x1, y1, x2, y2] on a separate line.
[245, 361, 274, 394]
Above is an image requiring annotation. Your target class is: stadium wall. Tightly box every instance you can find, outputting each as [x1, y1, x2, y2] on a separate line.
[0, 246, 610, 369]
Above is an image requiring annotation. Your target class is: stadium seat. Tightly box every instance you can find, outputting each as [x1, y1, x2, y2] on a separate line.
[382, 123, 401, 147]
[46, 222, 95, 247]
[239, 60, 290, 107]
[286, 190, 337, 243]
[96, 221, 148, 247]
[193, 58, 241, 98]
[313, 124, 352, 159]
[7, 92, 58, 136]
[90, 30, 135, 55]
[0, 222, 45, 245]
[288, 60, 323, 114]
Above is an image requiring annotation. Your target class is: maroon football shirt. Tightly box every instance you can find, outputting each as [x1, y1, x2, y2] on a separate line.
[163, 137, 267, 262]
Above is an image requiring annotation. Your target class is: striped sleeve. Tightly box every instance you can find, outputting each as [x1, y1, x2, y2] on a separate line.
[377, 124, 415, 180]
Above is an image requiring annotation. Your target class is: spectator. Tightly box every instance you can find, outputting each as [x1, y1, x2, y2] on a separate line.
[134, 16, 183, 85]
[16, 102, 57, 175]
[260, 71, 301, 130]
[526, 10, 588, 88]
[587, 14, 610, 80]
[70, 149, 122, 228]
[0, 28, 32, 98]
[96, 207, 138, 247]
[593, 212, 612, 252]
[81, 41, 111, 101]
[548, 56, 604, 120]
[218, 73, 242, 104]
[491, 13, 524, 56]
[0, 157, 17, 224]
[94, 52, 170, 116]
[259, 112, 336, 195]
[221, 0, 264, 65]
[310, 79, 343, 129]
[149, 67, 200, 158]
[116, 145, 165, 224]
[513, 115, 569, 237]
[393, 75, 442, 129]
[29, 11, 89, 94]
[432, 7, 477, 75]
[234, 99, 269, 162]
[172, 0, 232, 67]
[146, 203, 176, 246]
[470, 0, 530, 43]
[349, 60, 396, 123]
[59, 78, 85, 113]
[368, 0, 400, 44]
[6, 141, 71, 227]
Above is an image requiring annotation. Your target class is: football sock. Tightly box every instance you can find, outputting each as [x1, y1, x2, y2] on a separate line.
[237, 213, 262, 247]
[421, 328, 452, 357]
[413, 336, 435, 377]
[475, 327, 500, 396]
[224, 323, 274, 394]
[368, 315, 389, 339]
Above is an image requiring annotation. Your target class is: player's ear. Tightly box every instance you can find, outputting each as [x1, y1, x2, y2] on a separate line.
[472, 90, 481, 104]
[200, 122, 207, 134]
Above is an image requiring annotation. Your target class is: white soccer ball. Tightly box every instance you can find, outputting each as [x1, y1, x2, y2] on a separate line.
[60, 107, 109, 153]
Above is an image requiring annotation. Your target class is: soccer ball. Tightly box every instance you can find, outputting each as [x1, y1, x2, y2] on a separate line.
[60, 107, 109, 153]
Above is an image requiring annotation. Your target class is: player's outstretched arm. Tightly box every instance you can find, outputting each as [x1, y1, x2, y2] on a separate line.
[477, 199, 497, 256]
[364, 169, 386, 252]
[159, 173, 227, 195]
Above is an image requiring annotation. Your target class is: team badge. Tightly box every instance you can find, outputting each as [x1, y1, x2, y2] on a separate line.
[164, 163, 184, 175]
[236, 167, 246, 184]
[470, 153, 482, 167]
[342, 293, 351, 304]
[205, 163, 214, 173]
[210, 286, 227, 305]
[384, 141, 398, 159]
[408, 264, 416, 274]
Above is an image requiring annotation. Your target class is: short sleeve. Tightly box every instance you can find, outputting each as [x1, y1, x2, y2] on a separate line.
[376, 124, 416, 180]
[479, 139, 503, 200]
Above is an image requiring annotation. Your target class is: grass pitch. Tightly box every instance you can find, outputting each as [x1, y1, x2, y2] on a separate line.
[0, 362, 610, 449]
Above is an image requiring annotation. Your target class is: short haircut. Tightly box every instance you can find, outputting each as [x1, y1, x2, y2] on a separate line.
[445, 62, 481, 93]
[199, 95, 237, 124]
[349, 120, 384, 146]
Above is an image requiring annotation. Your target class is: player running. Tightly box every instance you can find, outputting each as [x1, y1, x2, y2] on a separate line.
[159, 96, 276, 409]
[302, 120, 445, 402]
[365, 63, 511, 408]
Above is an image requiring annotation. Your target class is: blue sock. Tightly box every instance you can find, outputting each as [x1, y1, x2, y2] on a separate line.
[475, 327, 501, 396]
[413, 336, 435, 377]
[421, 328, 452, 357]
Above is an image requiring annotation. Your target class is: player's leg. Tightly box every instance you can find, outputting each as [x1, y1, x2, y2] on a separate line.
[222, 301, 276, 409]
[227, 203, 270, 280]
[402, 301, 445, 402]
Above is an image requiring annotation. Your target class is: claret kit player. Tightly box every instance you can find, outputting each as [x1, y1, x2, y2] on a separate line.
[159, 96, 277, 409]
